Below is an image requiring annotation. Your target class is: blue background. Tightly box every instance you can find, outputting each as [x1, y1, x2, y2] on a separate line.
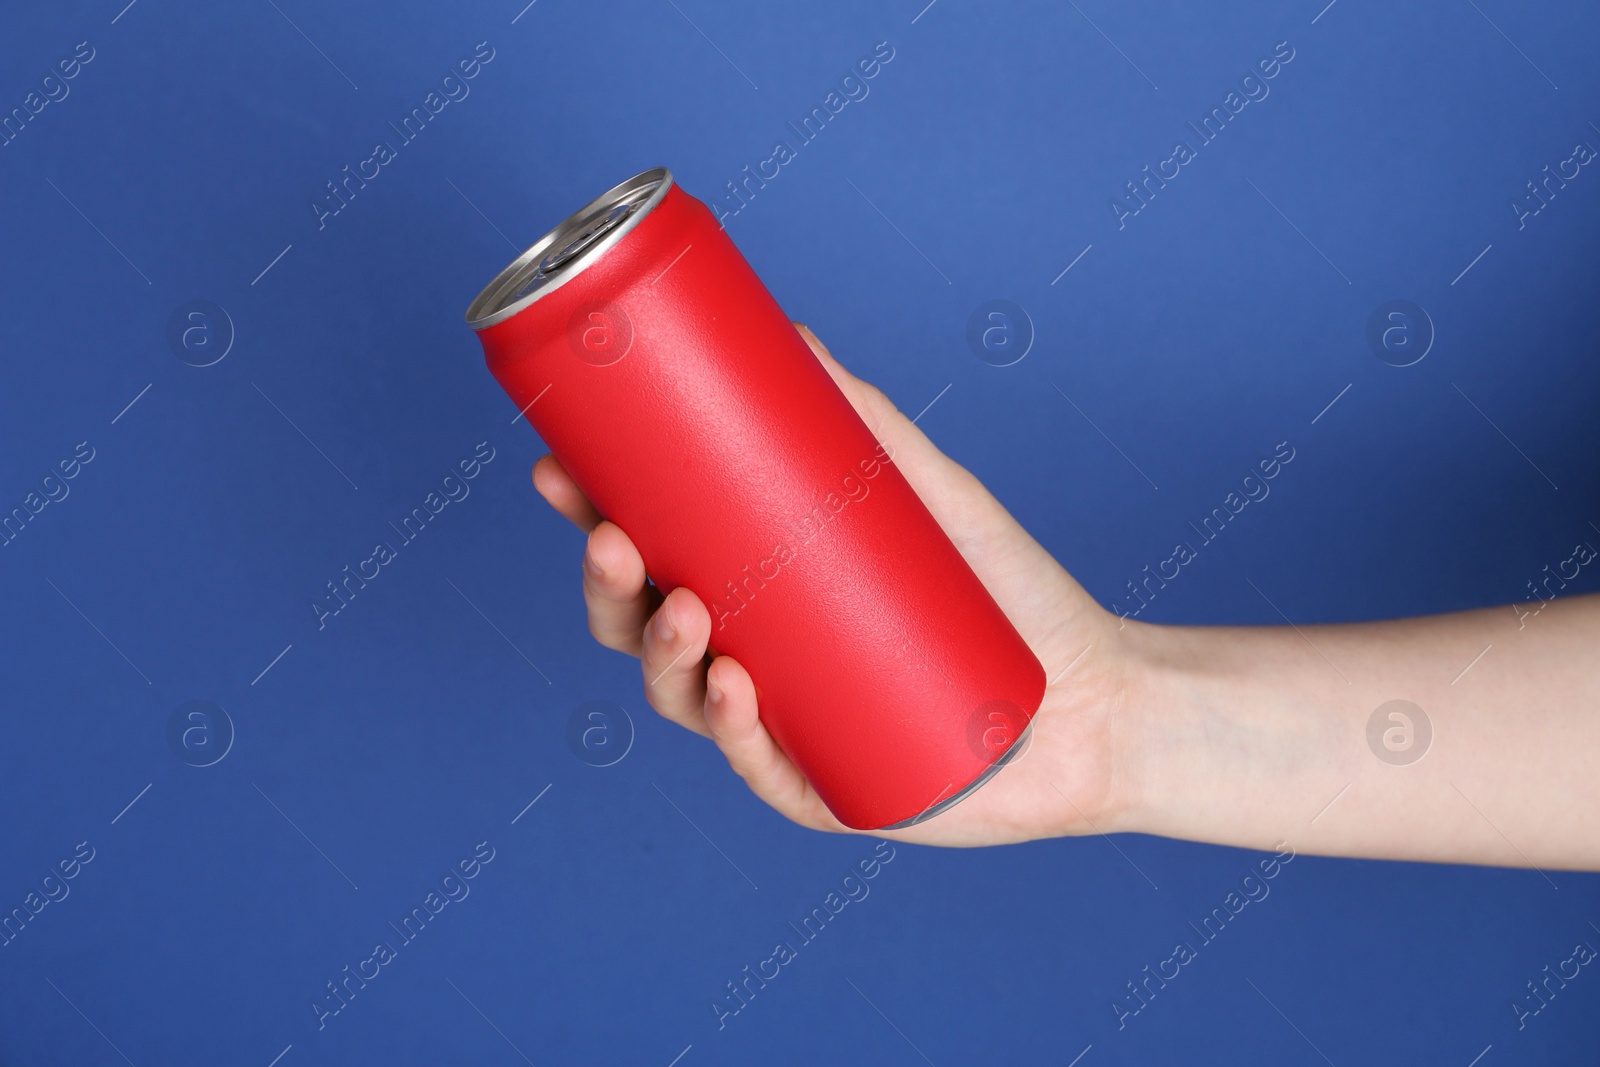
[3, 0, 1599, 1063]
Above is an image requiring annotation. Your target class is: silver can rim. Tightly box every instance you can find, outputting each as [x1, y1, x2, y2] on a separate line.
[464, 166, 675, 331]
[879, 721, 1034, 831]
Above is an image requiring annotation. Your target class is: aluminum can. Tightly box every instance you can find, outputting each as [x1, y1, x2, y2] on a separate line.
[465, 167, 1044, 829]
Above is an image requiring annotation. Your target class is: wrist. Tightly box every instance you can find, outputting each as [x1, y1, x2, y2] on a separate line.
[1101, 615, 1356, 850]
[1094, 615, 1174, 837]
[1053, 610, 1183, 839]
[1098, 616, 1286, 841]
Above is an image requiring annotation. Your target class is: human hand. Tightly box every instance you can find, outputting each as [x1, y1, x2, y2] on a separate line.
[533, 323, 1141, 846]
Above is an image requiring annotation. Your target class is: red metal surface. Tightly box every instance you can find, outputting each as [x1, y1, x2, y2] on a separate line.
[473, 182, 1045, 829]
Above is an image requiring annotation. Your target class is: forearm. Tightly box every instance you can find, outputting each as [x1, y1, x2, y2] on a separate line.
[1111, 594, 1600, 871]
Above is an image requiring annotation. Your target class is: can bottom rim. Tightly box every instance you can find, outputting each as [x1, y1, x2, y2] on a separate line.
[878, 722, 1034, 831]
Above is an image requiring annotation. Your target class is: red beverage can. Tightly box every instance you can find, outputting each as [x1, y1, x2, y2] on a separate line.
[464, 168, 1045, 830]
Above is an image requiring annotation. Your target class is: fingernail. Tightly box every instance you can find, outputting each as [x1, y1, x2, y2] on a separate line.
[583, 553, 604, 578]
[706, 678, 724, 706]
[653, 604, 676, 643]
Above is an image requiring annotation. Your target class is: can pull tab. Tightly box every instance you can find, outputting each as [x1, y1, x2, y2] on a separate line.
[538, 202, 634, 275]
[464, 167, 673, 330]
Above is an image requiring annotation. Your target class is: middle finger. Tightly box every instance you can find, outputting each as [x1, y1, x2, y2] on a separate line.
[639, 587, 714, 738]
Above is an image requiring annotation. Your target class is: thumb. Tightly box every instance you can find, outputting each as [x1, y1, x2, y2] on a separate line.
[790, 323, 1098, 649]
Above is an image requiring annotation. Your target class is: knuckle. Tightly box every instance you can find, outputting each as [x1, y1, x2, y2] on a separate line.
[587, 613, 640, 656]
[586, 617, 620, 650]
[860, 382, 898, 417]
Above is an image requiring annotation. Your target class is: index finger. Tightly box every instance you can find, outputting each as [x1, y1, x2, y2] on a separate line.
[532, 452, 604, 533]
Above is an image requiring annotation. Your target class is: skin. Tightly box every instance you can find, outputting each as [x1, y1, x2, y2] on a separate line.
[533, 323, 1600, 871]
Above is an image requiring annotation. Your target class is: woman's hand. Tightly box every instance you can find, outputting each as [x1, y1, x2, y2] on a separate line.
[535, 322, 1600, 869]
[532, 323, 1142, 846]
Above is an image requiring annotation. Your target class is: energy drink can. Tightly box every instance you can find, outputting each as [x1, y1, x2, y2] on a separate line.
[464, 167, 1044, 830]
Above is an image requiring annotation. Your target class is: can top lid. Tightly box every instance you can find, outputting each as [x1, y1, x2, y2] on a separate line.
[464, 167, 674, 331]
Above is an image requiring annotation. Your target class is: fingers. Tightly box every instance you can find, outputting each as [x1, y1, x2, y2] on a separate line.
[638, 587, 714, 738]
[582, 521, 658, 657]
[582, 519, 716, 741]
[702, 656, 848, 832]
[533, 453, 603, 532]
